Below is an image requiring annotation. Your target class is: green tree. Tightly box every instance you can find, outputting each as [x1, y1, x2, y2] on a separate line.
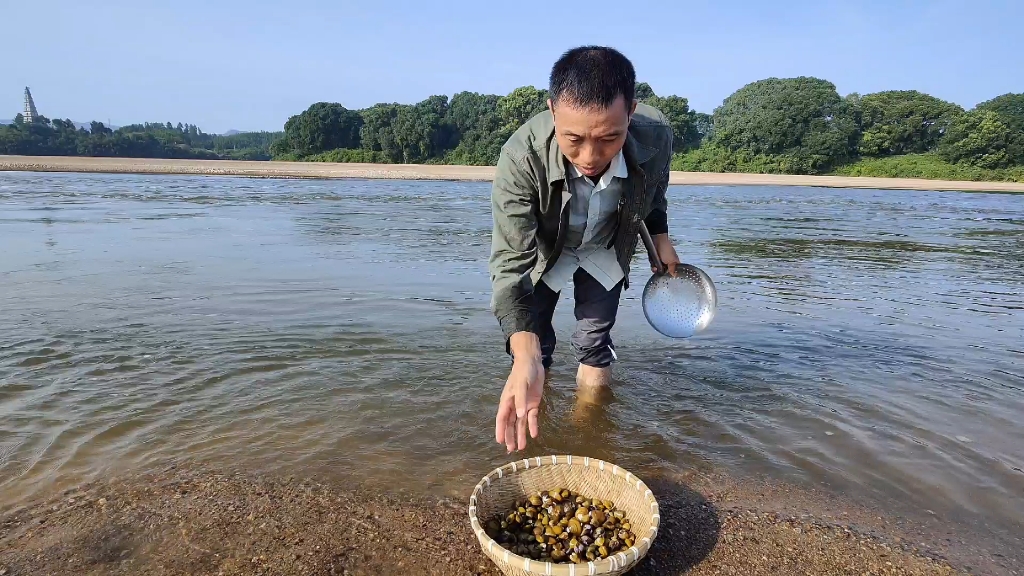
[270, 137, 293, 158]
[692, 112, 714, 145]
[444, 91, 505, 165]
[644, 95, 699, 151]
[712, 76, 859, 171]
[938, 110, 1016, 169]
[360, 103, 403, 162]
[975, 93, 1024, 134]
[498, 86, 549, 132]
[844, 92, 863, 127]
[447, 91, 501, 135]
[635, 82, 656, 101]
[279, 102, 362, 157]
[390, 95, 456, 163]
[857, 90, 963, 156]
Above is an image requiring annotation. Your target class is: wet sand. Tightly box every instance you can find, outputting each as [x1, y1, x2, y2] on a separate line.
[2, 155, 1024, 192]
[1, 462, 1000, 576]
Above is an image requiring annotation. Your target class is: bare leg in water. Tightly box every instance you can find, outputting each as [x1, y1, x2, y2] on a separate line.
[570, 364, 616, 425]
[576, 364, 614, 402]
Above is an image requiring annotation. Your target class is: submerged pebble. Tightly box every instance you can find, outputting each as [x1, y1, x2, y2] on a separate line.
[482, 488, 637, 564]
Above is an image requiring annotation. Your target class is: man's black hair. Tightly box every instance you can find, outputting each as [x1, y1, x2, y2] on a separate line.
[549, 46, 636, 111]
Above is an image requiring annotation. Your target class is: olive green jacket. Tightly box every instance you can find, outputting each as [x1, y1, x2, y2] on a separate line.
[488, 102, 674, 343]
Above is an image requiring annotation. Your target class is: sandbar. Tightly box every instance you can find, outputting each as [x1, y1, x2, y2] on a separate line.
[3, 155, 1024, 193]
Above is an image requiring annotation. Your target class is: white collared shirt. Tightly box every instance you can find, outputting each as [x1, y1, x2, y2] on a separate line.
[540, 150, 627, 293]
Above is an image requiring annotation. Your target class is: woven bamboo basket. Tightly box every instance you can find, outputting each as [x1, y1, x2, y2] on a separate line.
[468, 455, 660, 576]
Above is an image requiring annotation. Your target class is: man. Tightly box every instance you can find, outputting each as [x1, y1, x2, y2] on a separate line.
[488, 45, 682, 453]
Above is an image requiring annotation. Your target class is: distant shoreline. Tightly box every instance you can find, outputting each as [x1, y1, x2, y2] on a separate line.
[3, 154, 1024, 193]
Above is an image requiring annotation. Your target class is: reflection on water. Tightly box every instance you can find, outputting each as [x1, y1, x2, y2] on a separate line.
[1, 173, 1022, 541]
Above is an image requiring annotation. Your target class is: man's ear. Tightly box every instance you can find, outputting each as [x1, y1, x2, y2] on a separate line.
[629, 98, 638, 116]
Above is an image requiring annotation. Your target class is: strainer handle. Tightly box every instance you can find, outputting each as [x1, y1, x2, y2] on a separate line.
[639, 221, 665, 275]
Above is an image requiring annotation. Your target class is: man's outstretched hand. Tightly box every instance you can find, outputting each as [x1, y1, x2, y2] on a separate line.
[495, 333, 545, 453]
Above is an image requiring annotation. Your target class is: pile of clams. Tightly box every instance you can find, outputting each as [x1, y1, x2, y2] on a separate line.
[482, 488, 637, 563]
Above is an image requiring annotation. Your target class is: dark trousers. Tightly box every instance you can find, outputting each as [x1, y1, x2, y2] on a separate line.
[531, 268, 623, 369]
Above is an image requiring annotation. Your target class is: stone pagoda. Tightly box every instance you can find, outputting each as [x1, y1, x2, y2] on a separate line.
[23, 87, 38, 123]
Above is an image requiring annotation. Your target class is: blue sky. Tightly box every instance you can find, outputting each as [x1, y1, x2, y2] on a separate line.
[2, 0, 1021, 134]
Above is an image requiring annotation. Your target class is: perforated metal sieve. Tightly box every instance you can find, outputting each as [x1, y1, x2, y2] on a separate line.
[638, 222, 717, 338]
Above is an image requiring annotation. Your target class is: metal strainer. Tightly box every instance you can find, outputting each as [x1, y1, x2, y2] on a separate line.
[638, 222, 717, 338]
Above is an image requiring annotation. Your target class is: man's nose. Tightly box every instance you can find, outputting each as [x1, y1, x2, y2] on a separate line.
[578, 143, 598, 165]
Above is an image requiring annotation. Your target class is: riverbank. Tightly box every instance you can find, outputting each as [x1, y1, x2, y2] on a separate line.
[3, 155, 1024, 192]
[0, 463, 985, 576]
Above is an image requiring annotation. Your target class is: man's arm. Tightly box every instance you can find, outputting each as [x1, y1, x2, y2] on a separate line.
[490, 145, 545, 453]
[644, 127, 681, 275]
[643, 127, 672, 236]
[488, 145, 541, 354]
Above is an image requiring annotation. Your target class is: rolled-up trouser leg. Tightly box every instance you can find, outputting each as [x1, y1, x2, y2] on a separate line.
[570, 268, 623, 368]
[506, 279, 560, 369]
[534, 280, 560, 369]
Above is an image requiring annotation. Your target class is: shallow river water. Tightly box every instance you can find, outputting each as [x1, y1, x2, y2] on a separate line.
[1, 172, 1021, 541]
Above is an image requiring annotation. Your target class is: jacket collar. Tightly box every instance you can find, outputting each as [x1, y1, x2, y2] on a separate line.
[547, 122, 659, 185]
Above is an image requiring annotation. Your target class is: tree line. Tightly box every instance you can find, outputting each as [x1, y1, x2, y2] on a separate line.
[0, 116, 281, 160]
[3, 78, 1022, 182]
[675, 79, 1023, 179]
[269, 83, 712, 166]
[271, 79, 1023, 181]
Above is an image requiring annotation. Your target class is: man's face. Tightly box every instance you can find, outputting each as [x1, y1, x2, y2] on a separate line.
[549, 94, 636, 178]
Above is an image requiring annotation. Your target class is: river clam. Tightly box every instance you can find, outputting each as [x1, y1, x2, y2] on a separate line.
[483, 488, 638, 564]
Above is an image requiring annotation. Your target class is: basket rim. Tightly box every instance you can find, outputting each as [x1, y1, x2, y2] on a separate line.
[467, 454, 660, 576]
